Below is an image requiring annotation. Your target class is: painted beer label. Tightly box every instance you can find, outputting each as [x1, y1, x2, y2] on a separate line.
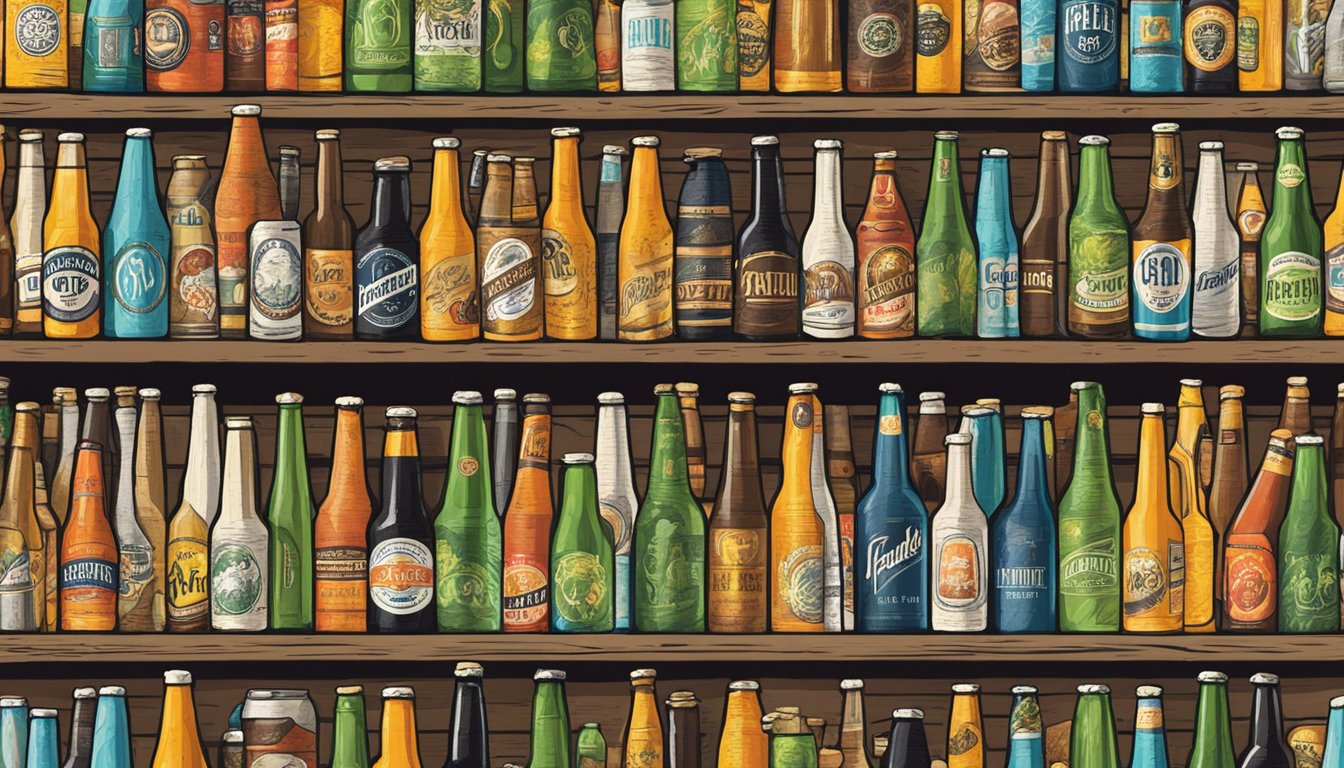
[1281, 548, 1338, 630]
[170, 204, 218, 333]
[315, 543, 367, 625]
[916, 3, 951, 56]
[1123, 541, 1184, 616]
[1133, 241, 1190, 314]
[735, 3, 769, 80]
[16, 4, 63, 56]
[736, 250, 799, 333]
[251, 236, 302, 321]
[145, 6, 190, 69]
[503, 553, 548, 626]
[1326, 243, 1344, 315]
[423, 252, 479, 328]
[42, 246, 100, 322]
[435, 531, 500, 628]
[708, 527, 765, 630]
[553, 551, 609, 626]
[1061, 0, 1116, 64]
[111, 242, 167, 315]
[935, 535, 982, 607]
[1264, 250, 1322, 322]
[1184, 6, 1235, 71]
[368, 537, 434, 614]
[117, 542, 154, 621]
[482, 236, 539, 323]
[860, 231, 916, 334]
[353, 0, 412, 69]
[777, 542, 823, 624]
[1225, 539, 1275, 623]
[357, 247, 418, 328]
[167, 534, 209, 623]
[305, 248, 354, 326]
[210, 541, 264, 616]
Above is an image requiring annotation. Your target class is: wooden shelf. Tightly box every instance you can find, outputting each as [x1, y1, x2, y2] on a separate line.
[7, 93, 1344, 122]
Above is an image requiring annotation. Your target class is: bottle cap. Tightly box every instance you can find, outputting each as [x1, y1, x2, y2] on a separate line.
[535, 669, 566, 681]
[276, 392, 303, 405]
[375, 156, 410, 172]
[433, 137, 461, 149]
[1198, 671, 1228, 683]
[192, 383, 217, 395]
[72, 687, 97, 699]
[1288, 375, 1308, 386]
[598, 392, 626, 405]
[654, 383, 676, 395]
[874, 150, 899, 159]
[113, 385, 137, 398]
[515, 156, 536, 164]
[1277, 126, 1305, 140]
[1079, 135, 1110, 146]
[1152, 122, 1180, 133]
[336, 685, 364, 695]
[1042, 130, 1067, 141]
[0, 377, 8, 389]
[602, 145, 629, 156]
[840, 679, 864, 690]
[1296, 434, 1325, 445]
[224, 730, 244, 744]
[788, 382, 819, 394]
[134, 388, 161, 401]
[58, 132, 85, 142]
[494, 388, 517, 401]
[879, 383, 903, 394]
[523, 393, 551, 405]
[14, 402, 39, 414]
[453, 391, 483, 406]
[1333, 696, 1344, 709]
[1236, 161, 1259, 171]
[668, 691, 699, 706]
[336, 395, 364, 408]
[164, 670, 193, 685]
[632, 136, 660, 147]
[1199, 141, 1224, 152]
[29, 709, 57, 718]
[892, 708, 924, 719]
[1339, 382, 1344, 395]
[728, 392, 756, 404]
[126, 127, 152, 138]
[982, 148, 1010, 158]
[279, 145, 300, 157]
[173, 154, 208, 164]
[630, 669, 656, 679]
[18, 130, 42, 141]
[751, 135, 780, 146]
[316, 129, 341, 140]
[84, 387, 110, 400]
[1180, 378, 1202, 387]
[487, 153, 514, 163]
[232, 104, 262, 117]
[962, 406, 994, 418]
[455, 662, 484, 678]
[684, 147, 723, 161]
[1268, 428, 1293, 443]
[224, 416, 253, 429]
[0, 698, 25, 707]
[246, 689, 309, 700]
[951, 683, 980, 694]
[382, 687, 415, 699]
[1021, 407, 1053, 419]
[935, 130, 959, 141]
[920, 392, 945, 401]
[945, 433, 972, 446]
[814, 138, 843, 150]
[1012, 685, 1038, 695]
[473, 149, 489, 157]
[1135, 685, 1163, 697]
[1220, 385, 1246, 400]
[584, 723, 600, 729]
[1251, 673, 1280, 685]
[1141, 402, 1165, 415]
[563, 452, 595, 464]
[729, 681, 760, 691]
[54, 386, 78, 401]
[385, 406, 418, 419]
[1076, 684, 1110, 694]
[543, 126, 581, 139]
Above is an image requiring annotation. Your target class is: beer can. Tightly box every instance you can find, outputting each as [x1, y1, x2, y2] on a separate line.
[220, 729, 244, 768]
[242, 689, 318, 767]
[248, 220, 303, 341]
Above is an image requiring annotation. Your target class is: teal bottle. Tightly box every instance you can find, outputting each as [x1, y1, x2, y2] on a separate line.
[81, 0, 144, 91]
[1323, 696, 1344, 768]
[1007, 686, 1044, 768]
[550, 452, 615, 632]
[103, 128, 169, 338]
[1130, 687, 1169, 768]
[90, 687, 132, 768]
[975, 148, 1020, 338]
[959, 406, 1006, 515]
[24, 710, 55, 768]
[0, 698, 26, 768]
[269, 392, 316, 631]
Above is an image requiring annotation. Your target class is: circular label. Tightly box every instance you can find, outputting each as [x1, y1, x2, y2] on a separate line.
[861, 243, 915, 332]
[859, 13, 901, 57]
[251, 237, 302, 320]
[779, 544, 823, 624]
[1239, 208, 1266, 239]
[357, 246, 418, 329]
[369, 537, 434, 615]
[978, 1, 1019, 71]
[42, 246, 100, 323]
[916, 4, 951, 56]
[458, 456, 479, 477]
[1265, 251, 1322, 322]
[713, 528, 761, 566]
[15, 4, 61, 56]
[553, 552, 609, 625]
[791, 398, 813, 428]
[145, 7, 190, 71]
[1278, 163, 1306, 188]
[112, 242, 166, 315]
[735, 10, 769, 76]
[228, 13, 263, 56]
[1123, 546, 1166, 614]
[210, 543, 263, 616]
[1133, 242, 1189, 314]
[1184, 6, 1234, 71]
[1062, 0, 1116, 64]
[482, 237, 537, 322]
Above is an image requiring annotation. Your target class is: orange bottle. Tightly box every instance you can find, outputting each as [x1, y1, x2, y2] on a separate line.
[419, 137, 479, 342]
[150, 670, 210, 768]
[42, 133, 100, 340]
[770, 383, 825, 632]
[215, 104, 282, 338]
[373, 687, 424, 768]
[10, 402, 46, 628]
[617, 136, 675, 342]
[1122, 403, 1185, 633]
[502, 393, 554, 632]
[542, 127, 598, 340]
[717, 680, 768, 768]
[315, 396, 375, 632]
[145, 0, 225, 91]
[59, 441, 118, 631]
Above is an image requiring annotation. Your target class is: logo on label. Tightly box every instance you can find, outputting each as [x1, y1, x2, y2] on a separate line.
[210, 543, 263, 616]
[553, 552, 609, 625]
[915, 3, 951, 56]
[1184, 7, 1234, 70]
[1264, 250, 1322, 322]
[1278, 163, 1306, 188]
[1133, 242, 1189, 313]
[145, 6, 190, 70]
[1123, 546, 1166, 615]
[1237, 16, 1259, 70]
[936, 535, 981, 606]
[541, 231, 579, 297]
[112, 242, 166, 315]
[42, 246, 100, 323]
[482, 237, 538, 322]
[977, 1, 1019, 71]
[251, 237, 302, 320]
[357, 247, 418, 328]
[779, 544, 824, 624]
[791, 398, 813, 428]
[15, 4, 61, 56]
[434, 539, 497, 622]
[1060, 537, 1117, 594]
[859, 13, 901, 57]
[1239, 208, 1266, 238]
[865, 526, 923, 594]
[1061, 0, 1116, 64]
[458, 456, 479, 476]
[1225, 544, 1274, 623]
[369, 537, 434, 615]
[305, 249, 354, 327]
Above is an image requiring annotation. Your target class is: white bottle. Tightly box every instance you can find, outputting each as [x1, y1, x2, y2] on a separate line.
[621, 0, 675, 91]
[595, 391, 640, 632]
[209, 416, 269, 631]
[1190, 142, 1240, 339]
[930, 432, 988, 632]
[802, 139, 856, 338]
[809, 393, 844, 632]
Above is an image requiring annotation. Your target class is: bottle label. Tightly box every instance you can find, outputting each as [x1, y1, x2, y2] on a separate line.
[1060, 535, 1118, 594]
[1237, 14, 1258, 70]
[228, 0, 264, 57]
[915, 239, 976, 336]
[1281, 549, 1337, 626]
[1133, 242, 1190, 314]
[803, 259, 856, 332]
[948, 721, 982, 759]
[1123, 545, 1167, 615]
[621, 1, 674, 89]
[736, 250, 799, 332]
[1010, 695, 1042, 737]
[482, 237, 539, 321]
[145, 6, 190, 70]
[415, 0, 481, 56]
[1225, 541, 1275, 623]
[542, 229, 580, 298]
[434, 536, 500, 627]
[916, 4, 951, 56]
[42, 246, 101, 323]
[305, 248, 354, 326]
[171, 234, 219, 329]
[676, 0, 734, 87]
[859, 12, 901, 57]
[1069, 237, 1128, 316]
[599, 501, 633, 556]
[1184, 6, 1234, 70]
[1278, 163, 1306, 188]
[708, 527, 765, 630]
[93, 22, 131, 68]
[423, 252, 479, 328]
[15, 4, 62, 56]
[210, 541, 264, 616]
[315, 544, 367, 628]
[553, 551, 610, 626]
[618, 245, 673, 336]
[1131, 5, 1177, 61]
[167, 534, 209, 622]
[735, 7, 769, 76]
[1135, 704, 1163, 730]
[368, 537, 434, 615]
[935, 535, 982, 607]
[356, 247, 418, 328]
[864, 525, 924, 593]
[60, 556, 117, 612]
[1061, 0, 1117, 64]
[636, 516, 705, 630]
[503, 556, 549, 626]
[1327, 243, 1344, 315]
[251, 236, 302, 321]
[354, 0, 412, 68]
[778, 543, 824, 624]
[117, 542, 154, 609]
[1264, 250, 1322, 322]
[1239, 206, 1266, 239]
[111, 242, 167, 315]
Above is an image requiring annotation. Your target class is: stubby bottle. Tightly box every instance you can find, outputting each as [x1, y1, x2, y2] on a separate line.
[848, 0, 913, 91]
[1238, 674, 1292, 768]
[315, 397, 374, 633]
[1261, 127, 1323, 337]
[974, 148, 1019, 339]
[211, 416, 268, 631]
[420, 137, 479, 342]
[543, 128, 598, 340]
[1070, 685, 1119, 768]
[621, 0, 674, 90]
[736, 0, 772, 90]
[414, 0, 481, 91]
[1058, 0, 1120, 91]
[708, 392, 768, 633]
[800, 140, 855, 339]
[736, 136, 800, 340]
[550, 453, 614, 632]
[1069, 135, 1130, 338]
[478, 155, 543, 342]
[1278, 434, 1340, 632]
[597, 147, 627, 340]
[104, 128, 170, 338]
[991, 409, 1056, 632]
[917, 131, 976, 338]
[1168, 380, 1214, 633]
[1, 699, 27, 768]
[60, 442, 118, 631]
[216, 105, 282, 338]
[674, 148, 734, 340]
[1192, 141, 1241, 338]
[355, 157, 420, 340]
[82, 0, 144, 90]
[915, 0, 961, 92]
[369, 407, 435, 632]
[930, 434, 987, 632]
[1122, 403, 1184, 633]
[1185, 0, 1237, 91]
[435, 392, 503, 632]
[1128, 0, 1181, 91]
[619, 137, 675, 342]
[304, 129, 356, 339]
[43, 133, 101, 340]
[345, 0, 412, 90]
[526, 0, 596, 90]
[1131, 123, 1193, 341]
[596, 392, 638, 631]
[502, 394, 554, 632]
[1223, 429, 1294, 632]
[1021, 132, 1069, 337]
[856, 151, 916, 339]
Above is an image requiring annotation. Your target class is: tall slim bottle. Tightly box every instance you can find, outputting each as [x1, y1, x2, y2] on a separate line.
[267, 393, 313, 630]
[620, 0, 673, 90]
[217, 105, 282, 339]
[303, 129, 355, 339]
[345, 0, 412, 90]
[373, 688, 423, 768]
[62, 688, 95, 768]
[1122, 403, 1184, 633]
[13, 131, 46, 338]
[526, 0, 596, 90]
[166, 156, 219, 339]
[1070, 686, 1119, 768]
[991, 409, 1056, 632]
[623, 670, 663, 768]
[51, 388, 80, 525]
[43, 133, 100, 340]
[166, 385, 219, 632]
[959, 406, 1005, 515]
[931, 434, 987, 632]
[1210, 385, 1250, 604]
[134, 388, 167, 630]
[1058, 0, 1120, 91]
[419, 137, 478, 342]
[91, 686, 132, 768]
[1021, 132, 1069, 338]
[331, 686, 369, 768]
[913, 392, 949, 512]
[1240, 0, 1283, 90]
[915, 0, 960, 91]
[736, 135, 800, 340]
[597, 147, 628, 340]
[1131, 687, 1169, 768]
[1223, 429, 1294, 632]
[1278, 434, 1340, 632]
[848, 0, 913, 91]
[210, 416, 268, 631]
[355, 157, 420, 340]
[1188, 672, 1236, 768]
[718, 681, 766, 768]
[828, 405, 858, 632]
[492, 389, 518, 518]
[810, 394, 843, 632]
[110, 389, 152, 630]
[434, 392, 503, 632]
[0, 442, 36, 633]
[550, 452, 614, 632]
[0, 136, 19, 336]
[527, 671, 570, 768]
[1192, 141, 1241, 338]
[26, 709, 56, 768]
[1006, 686, 1044, 768]
[1069, 135, 1130, 338]
[477, 154, 542, 342]
[1236, 163, 1265, 334]
[596, 392, 639, 632]
[104, 128, 170, 339]
[771, 384, 825, 633]
[1128, 0, 1181, 92]
[917, 131, 976, 338]
[1237, 674, 1292, 768]
[975, 148, 1020, 339]
[802, 139, 856, 339]
[315, 397, 373, 633]
[674, 147, 734, 340]
[856, 151, 916, 339]
[1131, 123, 1193, 342]
[8, 405, 44, 631]
[1169, 379, 1215, 632]
[1184, 0, 1237, 91]
[500, 394, 553, 632]
[544, 127, 598, 340]
[368, 407, 435, 632]
[414, 0, 482, 91]
[1260, 127, 1323, 337]
[619, 136, 674, 342]
[60, 442, 117, 631]
[448, 663, 489, 768]
[708, 392, 768, 633]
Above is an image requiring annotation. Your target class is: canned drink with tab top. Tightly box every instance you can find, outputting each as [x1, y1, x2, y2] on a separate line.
[241, 689, 318, 768]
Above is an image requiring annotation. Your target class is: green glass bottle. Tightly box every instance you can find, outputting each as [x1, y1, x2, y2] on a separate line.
[577, 723, 607, 768]
[1069, 685, 1119, 768]
[1277, 434, 1340, 632]
[1057, 381, 1122, 632]
[551, 453, 615, 632]
[916, 130, 977, 338]
[632, 384, 707, 632]
[1067, 136, 1131, 339]
[526, 0, 598, 91]
[414, 0, 483, 92]
[268, 392, 315, 630]
[434, 391, 503, 632]
[768, 712, 818, 768]
[527, 670, 572, 768]
[345, 0, 414, 91]
[1185, 672, 1234, 768]
[485, 0, 525, 91]
[676, 0, 738, 92]
[1260, 126, 1323, 337]
[331, 686, 371, 768]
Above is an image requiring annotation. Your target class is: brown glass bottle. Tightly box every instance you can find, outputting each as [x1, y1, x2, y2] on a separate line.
[1278, 376, 1313, 434]
[1209, 385, 1249, 537]
[846, 0, 913, 92]
[735, 136, 800, 340]
[478, 154, 543, 342]
[911, 391, 948, 512]
[666, 692, 701, 768]
[1235, 162, 1265, 334]
[677, 383, 708, 507]
[1131, 123, 1193, 341]
[1222, 429, 1295, 631]
[303, 129, 355, 339]
[707, 392, 768, 633]
[1021, 131, 1070, 337]
[963, 0, 1022, 91]
[856, 151, 915, 339]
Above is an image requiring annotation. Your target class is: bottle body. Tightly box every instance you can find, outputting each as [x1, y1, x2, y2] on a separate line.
[356, 161, 421, 340]
[1184, 0, 1237, 92]
[1122, 407, 1184, 633]
[931, 436, 988, 632]
[216, 108, 282, 338]
[1192, 144, 1242, 338]
[1260, 128, 1323, 337]
[345, 0, 412, 90]
[856, 153, 916, 339]
[43, 136, 101, 340]
[1279, 439, 1341, 632]
[915, 0, 961, 92]
[991, 414, 1057, 632]
[964, 0, 1022, 91]
[550, 456, 615, 632]
[677, 0, 735, 91]
[618, 139, 675, 342]
[368, 409, 436, 633]
[736, 138, 800, 340]
[414, 0, 482, 91]
[304, 131, 357, 340]
[543, 131, 598, 340]
[1057, 0, 1120, 91]
[974, 150, 1020, 339]
[478, 156, 543, 342]
[674, 149, 735, 340]
[434, 397, 503, 632]
[1131, 125, 1193, 342]
[917, 133, 977, 338]
[802, 142, 856, 339]
[1240, 0, 1284, 89]
[526, 0, 596, 91]
[1128, 1, 1181, 91]
[621, 0, 674, 90]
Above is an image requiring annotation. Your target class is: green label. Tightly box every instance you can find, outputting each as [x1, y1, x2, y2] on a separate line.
[553, 551, 610, 627]
[414, 0, 482, 89]
[485, 0, 523, 84]
[915, 240, 976, 336]
[435, 532, 502, 630]
[1264, 250, 1322, 322]
[1069, 226, 1130, 312]
[676, 0, 737, 89]
[634, 513, 705, 630]
[525, 0, 596, 87]
[1237, 16, 1258, 70]
[211, 543, 263, 616]
[1280, 550, 1338, 631]
[354, 0, 413, 68]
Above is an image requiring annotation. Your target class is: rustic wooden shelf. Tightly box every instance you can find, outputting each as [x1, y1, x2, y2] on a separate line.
[6, 93, 1344, 122]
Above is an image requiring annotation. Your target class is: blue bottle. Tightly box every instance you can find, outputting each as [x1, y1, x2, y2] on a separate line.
[1058, 0, 1120, 92]
[23, 709, 56, 768]
[1127, 2, 1182, 92]
[990, 410, 1057, 632]
[1129, 687, 1168, 768]
[90, 687, 132, 768]
[975, 149, 1019, 339]
[959, 407, 1005, 515]
[1324, 695, 1344, 768]
[1006, 686, 1044, 768]
[103, 128, 169, 338]
[0, 698, 27, 768]
[854, 383, 929, 632]
[81, 0, 144, 92]
[1020, 0, 1057, 90]
[1131, 123, 1192, 342]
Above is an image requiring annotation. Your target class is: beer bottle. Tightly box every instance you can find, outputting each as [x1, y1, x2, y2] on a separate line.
[469, 153, 488, 221]
[666, 692, 700, 768]
[110, 389, 152, 630]
[373, 688, 423, 768]
[51, 388, 80, 524]
[2, 699, 27, 767]
[673, 148, 734, 340]
[1191, 141, 1241, 338]
[991, 408, 1056, 632]
[13, 131, 46, 338]
[1278, 434, 1340, 632]
[855, 151, 915, 339]
[973, 148, 1019, 338]
[1238, 674, 1292, 768]
[959, 406, 1004, 515]
[1019, 0, 1055, 89]
[915, 0, 960, 92]
[1127, 0, 1181, 92]
[810, 394, 843, 631]
[708, 392, 767, 633]
[774, 0, 842, 91]
[483, 0, 524, 92]
[1005, 686, 1043, 768]
[1329, 2, 1344, 92]
[825, 404, 858, 631]
[11, 405, 46, 630]
[131, 388, 167, 630]
[250, 234, 302, 338]
[624, 670, 663, 768]
[478, 155, 543, 342]
[79, 390, 116, 510]
[1328, 700, 1344, 768]
[1185, 0, 1237, 91]
[414, 0, 482, 91]
[493, 388, 518, 518]
[836, 681, 873, 768]
[435, 391, 503, 632]
[1334, 387, 1344, 576]
[1122, 403, 1184, 633]
[1130, 687, 1168, 768]
[1286, 0, 1326, 90]
[419, 137, 479, 342]
[736, 136, 800, 340]
[315, 397, 373, 633]
[800, 140, 856, 339]
[549, 452, 614, 632]
[678, 384, 708, 505]
[1223, 429, 1294, 632]
[946, 684, 984, 768]
[595, 392, 638, 632]
[527, 671, 571, 768]
[1058, 0, 1120, 91]
[217, 105, 282, 339]
[1186, 672, 1235, 768]
[618, 136, 675, 342]
[917, 132, 976, 338]
[368, 407, 435, 632]
[578, 724, 606, 768]
[847, 0, 913, 91]
[166, 156, 220, 339]
[104, 129, 171, 339]
[526, 0, 596, 90]
[1131, 123, 1192, 341]
[1239, 0, 1283, 89]
[502, 394, 553, 632]
[43, 133, 100, 340]
[543, 127, 598, 340]
[59, 442, 117, 631]
[770, 384, 825, 633]
[1325, 156, 1344, 333]
[883, 709, 929, 768]
[930, 434, 988, 631]
[332, 687, 370, 768]
[855, 383, 927, 631]
[0, 442, 36, 632]
[595, 0, 620, 89]
[676, 0, 735, 91]
[736, 0, 771, 90]
[912, 392, 949, 513]
[81, 0, 144, 89]
[265, 0, 299, 91]
[445, 664, 489, 768]
[964, 0, 1021, 91]
[1168, 380, 1214, 632]
[225, 0, 264, 90]
[62, 687, 95, 757]
[1020, 132, 1068, 338]
[633, 384, 707, 632]
[1209, 385, 1250, 587]
[303, 130, 356, 339]
[267, 393, 313, 630]
[145, 0, 224, 90]
[345, 0, 411, 90]
[209, 416, 268, 631]
[91, 686, 132, 768]
[1278, 376, 1313, 434]
[1069, 686, 1118, 768]
[26, 710, 56, 768]
[1261, 127, 1323, 336]
[33, 459, 59, 633]
[5, 0, 69, 88]
[620, 0, 673, 90]
[1234, 163, 1265, 333]
[355, 157, 420, 339]
[598, 146, 628, 340]
[718, 682, 767, 768]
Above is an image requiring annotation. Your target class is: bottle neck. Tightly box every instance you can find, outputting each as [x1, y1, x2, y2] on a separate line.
[926, 140, 965, 220]
[975, 156, 1012, 225]
[812, 149, 844, 225]
[332, 697, 370, 767]
[1037, 140, 1070, 211]
[1291, 443, 1327, 507]
[1, 445, 34, 526]
[628, 146, 665, 217]
[839, 690, 867, 760]
[1196, 151, 1229, 212]
[551, 138, 584, 217]
[1274, 138, 1312, 208]
[183, 394, 218, 517]
[430, 148, 465, 224]
[371, 172, 411, 230]
[751, 147, 786, 219]
[51, 142, 91, 214]
[870, 392, 912, 488]
[116, 137, 157, 204]
[1218, 397, 1244, 434]
[647, 394, 691, 496]
[1077, 145, 1115, 208]
[560, 463, 598, 522]
[378, 700, 421, 765]
[780, 395, 816, 498]
[1174, 387, 1206, 449]
[1143, 133, 1185, 212]
[220, 427, 257, 524]
[114, 405, 137, 523]
[327, 408, 368, 503]
[479, 163, 513, 226]
[91, 696, 130, 762]
[1248, 684, 1286, 750]
[943, 442, 975, 508]
[717, 406, 763, 511]
[316, 139, 344, 216]
[72, 447, 105, 521]
[1134, 414, 1169, 508]
[273, 405, 308, 482]
[1070, 387, 1112, 484]
[1015, 419, 1049, 503]
[67, 696, 95, 762]
[157, 686, 204, 759]
[381, 423, 423, 514]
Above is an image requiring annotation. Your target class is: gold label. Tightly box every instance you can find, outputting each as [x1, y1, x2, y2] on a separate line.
[305, 248, 353, 326]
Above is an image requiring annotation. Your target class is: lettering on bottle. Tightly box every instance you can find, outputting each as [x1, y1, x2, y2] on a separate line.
[1264, 251, 1322, 322]
[1133, 242, 1190, 313]
[355, 0, 411, 66]
[710, 528, 764, 601]
[368, 537, 434, 614]
[415, 0, 481, 55]
[915, 3, 951, 56]
[865, 526, 923, 594]
[482, 237, 538, 320]
[619, 264, 671, 324]
[305, 249, 354, 326]
[210, 542, 263, 615]
[15, 4, 62, 56]
[740, 252, 800, 303]
[357, 247, 418, 328]
[112, 242, 167, 314]
[1061, 0, 1116, 63]
[542, 230, 579, 297]
[167, 535, 209, 619]
[1059, 536, 1117, 593]
[145, 6, 190, 70]
[1225, 542, 1275, 623]
[1184, 6, 1235, 71]
[42, 246, 101, 323]
[503, 555, 548, 623]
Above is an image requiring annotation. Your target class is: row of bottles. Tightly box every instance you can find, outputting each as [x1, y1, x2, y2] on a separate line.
[3, 371, 1342, 634]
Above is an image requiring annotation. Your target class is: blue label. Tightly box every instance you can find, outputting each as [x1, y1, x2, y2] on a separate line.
[60, 557, 117, 591]
[112, 242, 167, 314]
[1019, 0, 1057, 91]
[992, 519, 1056, 632]
[357, 246, 418, 329]
[1058, 0, 1118, 90]
[1128, 1, 1182, 92]
[1133, 242, 1191, 337]
[42, 246, 101, 323]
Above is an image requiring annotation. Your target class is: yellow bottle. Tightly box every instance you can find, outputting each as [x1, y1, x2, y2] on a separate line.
[1122, 403, 1185, 633]
[150, 670, 209, 768]
[420, 137, 479, 342]
[618, 136, 674, 342]
[1325, 165, 1344, 336]
[1167, 379, 1214, 632]
[947, 684, 984, 768]
[915, 0, 961, 93]
[771, 383, 825, 632]
[543, 127, 598, 340]
[374, 687, 424, 768]
[11, 403, 45, 628]
[42, 133, 100, 339]
[718, 681, 768, 768]
[5, 0, 69, 88]
[623, 669, 664, 768]
[297, 0, 343, 91]
[1238, 0, 1284, 91]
